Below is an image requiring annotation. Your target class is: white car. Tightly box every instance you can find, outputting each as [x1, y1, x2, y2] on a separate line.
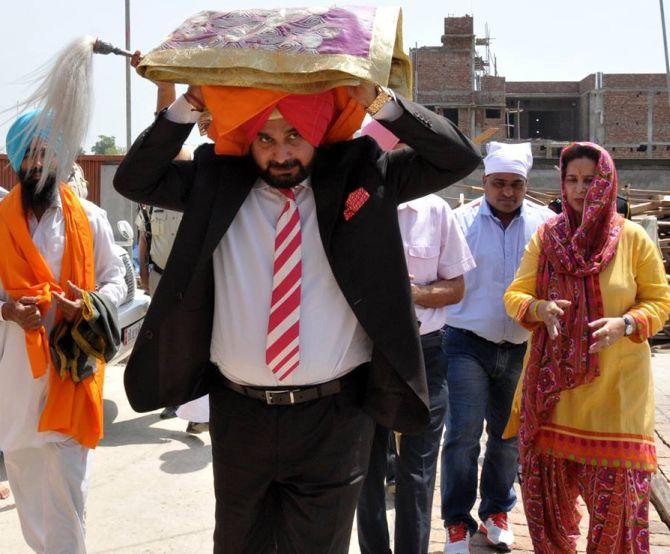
[111, 222, 151, 364]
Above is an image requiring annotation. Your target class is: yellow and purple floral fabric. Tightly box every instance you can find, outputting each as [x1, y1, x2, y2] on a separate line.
[138, 6, 412, 97]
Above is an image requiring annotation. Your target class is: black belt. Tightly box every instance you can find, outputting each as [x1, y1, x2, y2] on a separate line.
[217, 367, 363, 406]
[150, 258, 164, 275]
[449, 326, 522, 349]
[420, 329, 443, 350]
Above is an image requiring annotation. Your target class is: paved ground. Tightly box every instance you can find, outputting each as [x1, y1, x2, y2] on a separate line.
[3, 352, 670, 552]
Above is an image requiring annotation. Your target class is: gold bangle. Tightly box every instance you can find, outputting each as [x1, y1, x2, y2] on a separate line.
[365, 85, 392, 116]
[531, 300, 542, 320]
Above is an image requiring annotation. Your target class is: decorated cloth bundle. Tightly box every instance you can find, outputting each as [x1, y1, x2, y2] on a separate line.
[137, 6, 412, 98]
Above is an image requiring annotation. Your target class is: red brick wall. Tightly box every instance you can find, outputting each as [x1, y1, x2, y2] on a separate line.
[481, 75, 506, 92]
[414, 47, 472, 94]
[580, 74, 596, 94]
[604, 90, 648, 143]
[505, 81, 580, 94]
[444, 15, 473, 36]
[604, 74, 666, 88]
[475, 108, 506, 141]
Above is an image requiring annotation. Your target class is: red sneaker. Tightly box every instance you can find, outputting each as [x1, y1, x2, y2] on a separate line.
[479, 512, 514, 552]
[444, 522, 470, 553]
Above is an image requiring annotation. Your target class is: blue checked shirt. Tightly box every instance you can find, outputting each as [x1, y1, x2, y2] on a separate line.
[445, 196, 555, 344]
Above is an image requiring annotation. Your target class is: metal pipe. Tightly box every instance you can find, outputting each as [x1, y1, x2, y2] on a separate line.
[660, 0, 670, 109]
[125, 0, 132, 151]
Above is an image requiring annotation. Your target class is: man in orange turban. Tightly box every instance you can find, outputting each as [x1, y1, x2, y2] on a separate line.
[0, 111, 127, 554]
[115, 80, 481, 553]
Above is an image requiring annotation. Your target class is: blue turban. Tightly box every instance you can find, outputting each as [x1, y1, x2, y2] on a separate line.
[5, 109, 50, 172]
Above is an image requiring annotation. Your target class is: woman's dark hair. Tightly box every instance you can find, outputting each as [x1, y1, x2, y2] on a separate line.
[560, 144, 601, 182]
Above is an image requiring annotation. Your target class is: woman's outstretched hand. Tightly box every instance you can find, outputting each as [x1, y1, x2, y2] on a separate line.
[536, 299, 572, 340]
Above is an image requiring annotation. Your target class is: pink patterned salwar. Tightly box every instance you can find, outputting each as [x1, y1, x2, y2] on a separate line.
[523, 453, 651, 553]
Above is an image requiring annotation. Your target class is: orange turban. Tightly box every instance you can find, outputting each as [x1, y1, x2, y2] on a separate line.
[202, 86, 366, 156]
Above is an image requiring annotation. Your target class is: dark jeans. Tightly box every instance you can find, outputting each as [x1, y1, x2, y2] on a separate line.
[440, 326, 525, 533]
[357, 332, 449, 554]
[209, 371, 375, 553]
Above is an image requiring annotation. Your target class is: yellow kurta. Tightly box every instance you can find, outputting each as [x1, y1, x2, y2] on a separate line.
[504, 220, 670, 470]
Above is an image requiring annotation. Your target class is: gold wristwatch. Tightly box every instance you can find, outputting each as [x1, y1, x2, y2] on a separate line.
[366, 85, 392, 116]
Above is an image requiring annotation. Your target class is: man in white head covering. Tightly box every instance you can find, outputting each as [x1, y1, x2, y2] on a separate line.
[440, 142, 555, 554]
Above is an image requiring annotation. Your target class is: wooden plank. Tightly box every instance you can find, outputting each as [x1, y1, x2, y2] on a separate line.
[472, 128, 499, 145]
[652, 472, 670, 530]
[631, 202, 659, 216]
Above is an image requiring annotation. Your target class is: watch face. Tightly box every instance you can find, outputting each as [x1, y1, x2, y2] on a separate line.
[624, 317, 633, 336]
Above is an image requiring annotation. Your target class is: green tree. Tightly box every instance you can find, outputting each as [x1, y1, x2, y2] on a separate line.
[91, 135, 122, 155]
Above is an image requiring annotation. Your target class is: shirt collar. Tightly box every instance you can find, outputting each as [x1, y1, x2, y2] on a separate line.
[478, 195, 527, 221]
[254, 176, 312, 190]
[398, 198, 421, 212]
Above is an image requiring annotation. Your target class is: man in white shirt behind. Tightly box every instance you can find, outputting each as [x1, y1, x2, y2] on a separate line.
[357, 185, 475, 554]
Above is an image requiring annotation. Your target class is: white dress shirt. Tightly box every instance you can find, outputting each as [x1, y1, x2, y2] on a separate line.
[0, 193, 127, 452]
[445, 197, 555, 344]
[164, 91, 402, 387]
[210, 179, 373, 387]
[398, 195, 475, 335]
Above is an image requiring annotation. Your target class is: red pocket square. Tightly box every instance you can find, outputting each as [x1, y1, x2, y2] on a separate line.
[343, 187, 370, 221]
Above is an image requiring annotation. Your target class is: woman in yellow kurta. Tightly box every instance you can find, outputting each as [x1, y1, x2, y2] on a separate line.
[504, 142, 670, 553]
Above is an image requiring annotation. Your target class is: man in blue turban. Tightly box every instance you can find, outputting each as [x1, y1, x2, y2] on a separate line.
[5, 109, 63, 218]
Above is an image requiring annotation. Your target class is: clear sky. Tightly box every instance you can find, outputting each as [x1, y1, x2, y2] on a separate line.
[1, 0, 668, 152]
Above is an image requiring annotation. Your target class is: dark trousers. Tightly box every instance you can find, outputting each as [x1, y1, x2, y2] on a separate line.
[356, 332, 449, 554]
[440, 326, 525, 533]
[209, 371, 375, 553]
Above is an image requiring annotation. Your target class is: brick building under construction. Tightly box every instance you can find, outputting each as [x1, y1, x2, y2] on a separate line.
[411, 15, 670, 159]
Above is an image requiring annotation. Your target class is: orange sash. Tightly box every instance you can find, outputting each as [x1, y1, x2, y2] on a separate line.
[0, 184, 105, 448]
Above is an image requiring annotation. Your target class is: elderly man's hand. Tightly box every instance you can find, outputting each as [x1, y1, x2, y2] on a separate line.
[2, 297, 43, 331]
[52, 281, 86, 323]
[130, 50, 143, 69]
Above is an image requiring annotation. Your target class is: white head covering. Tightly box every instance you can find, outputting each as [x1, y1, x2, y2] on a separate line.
[483, 141, 533, 179]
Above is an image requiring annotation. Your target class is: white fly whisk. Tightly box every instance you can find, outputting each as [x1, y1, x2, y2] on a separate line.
[8, 36, 96, 193]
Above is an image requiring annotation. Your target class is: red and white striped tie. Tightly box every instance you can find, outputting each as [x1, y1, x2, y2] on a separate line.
[266, 187, 302, 381]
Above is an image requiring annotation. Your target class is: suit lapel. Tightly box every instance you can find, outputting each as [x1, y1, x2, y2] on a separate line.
[201, 157, 258, 261]
[311, 149, 347, 249]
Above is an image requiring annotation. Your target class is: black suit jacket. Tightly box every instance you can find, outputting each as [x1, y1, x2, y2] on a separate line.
[113, 97, 481, 434]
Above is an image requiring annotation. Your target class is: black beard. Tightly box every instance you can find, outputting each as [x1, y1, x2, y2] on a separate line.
[258, 159, 312, 189]
[18, 169, 58, 214]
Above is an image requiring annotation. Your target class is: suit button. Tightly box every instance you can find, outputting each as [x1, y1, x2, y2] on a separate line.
[176, 291, 184, 301]
[144, 330, 154, 340]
